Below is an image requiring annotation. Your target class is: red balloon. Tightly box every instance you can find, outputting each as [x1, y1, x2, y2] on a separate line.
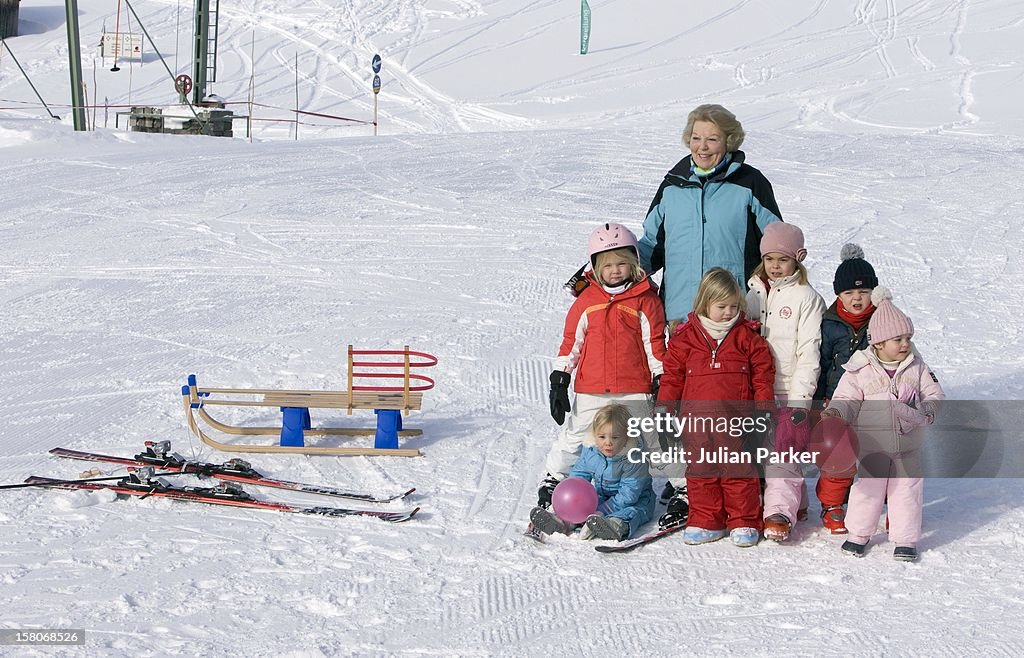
[809, 415, 860, 476]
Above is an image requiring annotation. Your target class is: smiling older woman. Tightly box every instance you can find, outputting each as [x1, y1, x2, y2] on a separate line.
[638, 104, 783, 323]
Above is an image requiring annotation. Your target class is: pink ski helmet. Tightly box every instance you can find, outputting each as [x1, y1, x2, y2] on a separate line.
[588, 222, 639, 266]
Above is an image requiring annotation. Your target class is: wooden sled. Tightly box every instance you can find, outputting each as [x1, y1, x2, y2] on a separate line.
[183, 346, 437, 457]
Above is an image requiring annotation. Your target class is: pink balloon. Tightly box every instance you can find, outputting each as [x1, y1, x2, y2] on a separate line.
[810, 416, 861, 477]
[551, 477, 598, 524]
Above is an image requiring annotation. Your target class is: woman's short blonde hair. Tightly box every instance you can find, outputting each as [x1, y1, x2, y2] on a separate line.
[683, 104, 745, 153]
[692, 267, 745, 317]
[593, 248, 644, 286]
[591, 403, 633, 439]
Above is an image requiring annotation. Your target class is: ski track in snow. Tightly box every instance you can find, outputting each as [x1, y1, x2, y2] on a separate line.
[2, 0, 1024, 655]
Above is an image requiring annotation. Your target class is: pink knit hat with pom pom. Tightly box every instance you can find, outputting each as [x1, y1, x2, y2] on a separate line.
[867, 286, 914, 344]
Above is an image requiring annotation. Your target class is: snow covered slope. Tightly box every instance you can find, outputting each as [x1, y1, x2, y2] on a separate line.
[1, 1, 1023, 655]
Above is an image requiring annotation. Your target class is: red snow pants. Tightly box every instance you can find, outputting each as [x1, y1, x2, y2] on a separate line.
[687, 477, 763, 531]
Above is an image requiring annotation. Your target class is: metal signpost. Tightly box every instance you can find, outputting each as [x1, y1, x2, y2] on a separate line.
[372, 53, 381, 136]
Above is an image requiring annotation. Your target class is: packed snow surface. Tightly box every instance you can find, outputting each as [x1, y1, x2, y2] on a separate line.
[2, 0, 1022, 655]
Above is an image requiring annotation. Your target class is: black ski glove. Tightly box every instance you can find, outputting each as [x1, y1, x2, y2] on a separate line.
[651, 374, 662, 401]
[653, 404, 674, 452]
[549, 371, 572, 425]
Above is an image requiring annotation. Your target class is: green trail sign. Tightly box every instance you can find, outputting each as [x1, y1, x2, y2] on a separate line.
[580, 0, 591, 55]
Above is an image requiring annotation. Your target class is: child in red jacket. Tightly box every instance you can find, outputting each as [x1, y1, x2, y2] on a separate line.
[538, 223, 666, 508]
[657, 267, 775, 547]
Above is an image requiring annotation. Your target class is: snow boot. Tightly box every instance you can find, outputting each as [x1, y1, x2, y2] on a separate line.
[821, 505, 849, 534]
[683, 526, 728, 545]
[763, 513, 792, 542]
[893, 546, 918, 562]
[529, 506, 573, 536]
[585, 515, 629, 541]
[730, 527, 760, 548]
[657, 486, 690, 529]
[841, 540, 867, 557]
[536, 473, 561, 509]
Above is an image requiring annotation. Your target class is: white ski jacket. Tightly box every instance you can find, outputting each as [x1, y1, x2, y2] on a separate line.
[746, 272, 826, 405]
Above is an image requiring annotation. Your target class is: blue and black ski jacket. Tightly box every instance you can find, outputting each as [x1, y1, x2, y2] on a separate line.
[638, 151, 782, 321]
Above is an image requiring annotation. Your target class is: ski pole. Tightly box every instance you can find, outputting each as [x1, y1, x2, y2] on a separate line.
[0, 471, 185, 491]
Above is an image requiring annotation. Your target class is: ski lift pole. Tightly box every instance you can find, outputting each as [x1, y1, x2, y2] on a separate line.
[0, 38, 61, 120]
[192, 0, 210, 104]
[294, 51, 299, 141]
[64, 0, 87, 129]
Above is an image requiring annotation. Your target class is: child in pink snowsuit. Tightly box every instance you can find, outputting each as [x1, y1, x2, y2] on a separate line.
[823, 287, 944, 562]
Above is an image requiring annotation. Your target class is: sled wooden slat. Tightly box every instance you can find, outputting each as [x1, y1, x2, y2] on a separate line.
[190, 391, 423, 411]
[193, 405, 423, 438]
[263, 391, 423, 411]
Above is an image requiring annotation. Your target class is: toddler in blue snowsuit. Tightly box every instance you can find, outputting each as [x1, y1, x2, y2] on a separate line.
[531, 403, 655, 540]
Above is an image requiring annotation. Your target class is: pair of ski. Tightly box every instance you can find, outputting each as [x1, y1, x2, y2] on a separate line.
[524, 521, 684, 553]
[50, 442, 415, 502]
[32, 442, 418, 523]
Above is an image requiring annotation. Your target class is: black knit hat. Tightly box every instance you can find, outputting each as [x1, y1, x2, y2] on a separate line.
[833, 243, 878, 294]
